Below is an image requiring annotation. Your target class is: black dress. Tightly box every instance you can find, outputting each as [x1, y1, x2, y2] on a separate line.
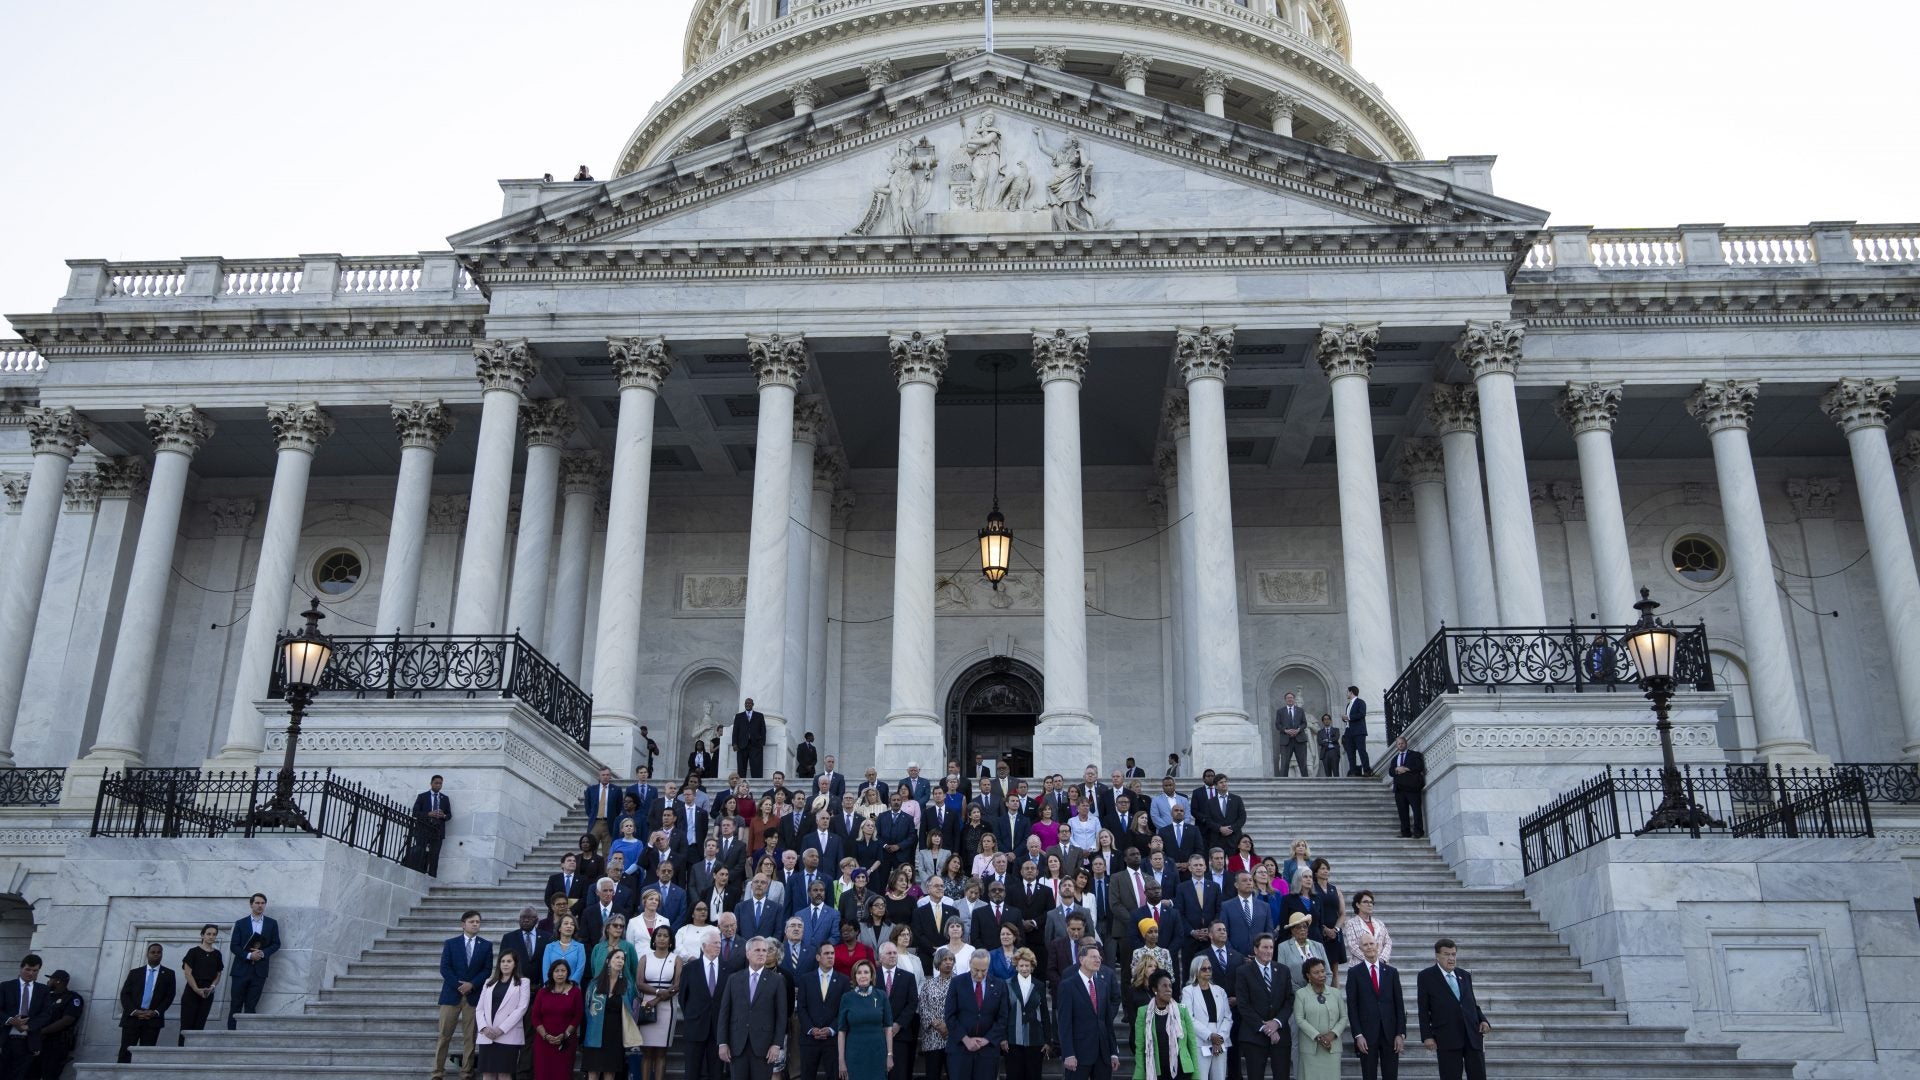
[476, 983, 519, 1073]
[580, 977, 629, 1071]
[177, 946, 223, 1039]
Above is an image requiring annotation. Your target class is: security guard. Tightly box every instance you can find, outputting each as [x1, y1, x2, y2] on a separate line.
[29, 970, 81, 1080]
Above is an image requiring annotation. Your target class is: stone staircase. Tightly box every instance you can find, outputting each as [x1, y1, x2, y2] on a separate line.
[78, 780, 1797, 1078]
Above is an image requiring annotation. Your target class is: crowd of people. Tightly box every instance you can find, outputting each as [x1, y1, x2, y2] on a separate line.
[436, 733, 1491, 1080]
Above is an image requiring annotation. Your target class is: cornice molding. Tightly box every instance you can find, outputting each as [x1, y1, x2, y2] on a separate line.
[17, 310, 485, 358]
[1511, 281, 1920, 328]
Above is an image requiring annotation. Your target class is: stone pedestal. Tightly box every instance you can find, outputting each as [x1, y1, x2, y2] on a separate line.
[1032, 715, 1102, 778]
[1404, 690, 1732, 886]
[1188, 716, 1263, 776]
[873, 715, 945, 779]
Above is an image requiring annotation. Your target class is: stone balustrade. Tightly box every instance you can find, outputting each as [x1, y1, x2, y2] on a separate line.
[57, 253, 479, 310]
[0, 342, 45, 374]
[1524, 221, 1920, 271]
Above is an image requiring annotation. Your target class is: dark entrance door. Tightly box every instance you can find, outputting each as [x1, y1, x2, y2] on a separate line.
[944, 656, 1044, 778]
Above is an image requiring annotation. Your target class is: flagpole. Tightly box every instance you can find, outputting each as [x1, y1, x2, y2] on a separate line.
[985, 0, 995, 52]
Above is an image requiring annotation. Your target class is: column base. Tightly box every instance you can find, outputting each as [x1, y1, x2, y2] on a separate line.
[1188, 712, 1260, 776]
[761, 715, 790, 782]
[1034, 711, 1102, 778]
[59, 753, 140, 810]
[590, 712, 641, 774]
[203, 749, 265, 775]
[1758, 747, 1834, 771]
[874, 712, 944, 779]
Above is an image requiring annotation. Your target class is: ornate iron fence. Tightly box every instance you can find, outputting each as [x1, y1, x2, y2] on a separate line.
[90, 767, 425, 872]
[1831, 762, 1920, 803]
[1519, 765, 1873, 875]
[1384, 623, 1714, 741]
[268, 633, 591, 749]
[0, 768, 66, 806]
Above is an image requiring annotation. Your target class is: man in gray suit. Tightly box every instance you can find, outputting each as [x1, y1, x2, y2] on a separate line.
[1274, 693, 1311, 777]
[718, 937, 788, 1080]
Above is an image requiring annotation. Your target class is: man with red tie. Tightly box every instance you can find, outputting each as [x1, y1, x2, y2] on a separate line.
[944, 951, 1008, 1080]
[1347, 935, 1406, 1080]
[1054, 942, 1119, 1080]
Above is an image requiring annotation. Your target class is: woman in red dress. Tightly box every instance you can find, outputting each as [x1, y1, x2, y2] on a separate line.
[530, 957, 582, 1080]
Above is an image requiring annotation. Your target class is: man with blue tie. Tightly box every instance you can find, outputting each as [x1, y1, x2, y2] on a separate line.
[796, 881, 839, 956]
[0, 954, 51, 1080]
[1222, 871, 1274, 956]
[227, 893, 279, 1029]
[800, 811, 844, 873]
[628, 765, 658, 827]
[1417, 938, 1490, 1080]
[115, 943, 174, 1063]
[1173, 854, 1220, 968]
[896, 762, 932, 807]
[1054, 942, 1118, 1080]
[434, 911, 491, 1080]
[945, 951, 1008, 1080]
[644, 862, 690, 930]
[411, 774, 452, 876]
[584, 765, 623, 844]
[738, 875, 784, 941]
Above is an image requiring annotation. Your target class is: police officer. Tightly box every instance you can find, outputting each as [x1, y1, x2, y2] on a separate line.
[29, 970, 81, 1080]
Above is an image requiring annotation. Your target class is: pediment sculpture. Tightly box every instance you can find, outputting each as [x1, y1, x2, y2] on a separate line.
[851, 112, 1104, 236]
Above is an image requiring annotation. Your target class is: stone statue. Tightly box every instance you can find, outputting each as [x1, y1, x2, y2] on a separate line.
[1035, 127, 1100, 231]
[852, 137, 939, 235]
[960, 112, 1013, 210]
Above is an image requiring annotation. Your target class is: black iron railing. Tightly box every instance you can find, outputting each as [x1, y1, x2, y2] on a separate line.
[1518, 765, 1873, 875]
[1832, 762, 1920, 804]
[0, 768, 66, 806]
[1384, 623, 1715, 741]
[90, 767, 426, 873]
[268, 633, 591, 749]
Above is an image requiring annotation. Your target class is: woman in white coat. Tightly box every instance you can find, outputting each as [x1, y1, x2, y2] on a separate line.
[1181, 953, 1233, 1080]
[474, 950, 531, 1080]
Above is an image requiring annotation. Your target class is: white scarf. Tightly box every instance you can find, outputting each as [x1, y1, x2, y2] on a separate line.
[1145, 1002, 1186, 1080]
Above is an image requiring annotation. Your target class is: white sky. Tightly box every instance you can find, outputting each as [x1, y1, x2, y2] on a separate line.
[2, 0, 1913, 325]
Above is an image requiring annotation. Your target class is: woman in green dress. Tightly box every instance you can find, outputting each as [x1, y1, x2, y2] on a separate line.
[836, 957, 894, 1079]
[1132, 969, 1199, 1080]
[1291, 957, 1348, 1080]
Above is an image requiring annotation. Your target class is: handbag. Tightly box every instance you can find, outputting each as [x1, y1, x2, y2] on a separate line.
[636, 1001, 658, 1025]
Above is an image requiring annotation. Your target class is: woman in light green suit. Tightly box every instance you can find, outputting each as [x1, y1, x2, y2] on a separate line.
[1133, 969, 1200, 1080]
[1291, 957, 1348, 1080]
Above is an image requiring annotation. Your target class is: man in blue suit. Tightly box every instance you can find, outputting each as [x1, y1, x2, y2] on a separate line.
[1221, 872, 1274, 956]
[1343, 686, 1373, 776]
[896, 763, 932, 807]
[799, 811, 844, 873]
[737, 875, 785, 941]
[227, 893, 280, 1030]
[794, 881, 839, 956]
[627, 765, 658, 826]
[1172, 855, 1220, 968]
[944, 951, 1008, 1080]
[1054, 942, 1119, 1080]
[642, 862, 690, 930]
[1417, 938, 1490, 1080]
[794, 943, 846, 1080]
[1347, 935, 1406, 1080]
[585, 765, 624, 843]
[433, 911, 491, 1080]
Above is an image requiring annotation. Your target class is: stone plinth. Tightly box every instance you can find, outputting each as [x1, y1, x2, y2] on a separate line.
[1405, 690, 1731, 886]
[257, 697, 600, 884]
[34, 834, 428, 1065]
[1524, 835, 1920, 1078]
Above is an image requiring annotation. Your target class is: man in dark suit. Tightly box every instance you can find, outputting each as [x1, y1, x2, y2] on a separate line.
[584, 765, 624, 844]
[877, 792, 917, 877]
[1274, 692, 1312, 776]
[795, 732, 819, 779]
[434, 912, 491, 1080]
[627, 765, 658, 826]
[1417, 938, 1490, 1080]
[1344, 686, 1373, 776]
[1129, 883, 1180, 951]
[794, 943, 847, 1080]
[499, 907, 553, 983]
[1233, 933, 1293, 1080]
[778, 800, 812, 853]
[1317, 714, 1344, 777]
[30, 968, 80, 1080]
[1054, 942, 1119, 1080]
[911, 880, 961, 968]
[1194, 774, 1247, 850]
[896, 764, 932, 807]
[800, 811, 845, 871]
[115, 943, 175, 1064]
[795, 881, 840, 956]
[0, 954, 50, 1079]
[1388, 736, 1428, 838]
[681, 929, 729, 1080]
[945, 951, 1008, 1080]
[1192, 921, 1243, 990]
[1221, 872, 1274, 956]
[991, 803, 1030, 864]
[719, 938, 788, 1080]
[581, 879, 627, 949]
[1172, 856, 1220, 967]
[921, 796, 959, 852]
[643, 862, 691, 930]
[670, 791, 713, 871]
[543, 853, 590, 915]
[732, 698, 767, 778]
[878, 942, 919, 1080]
[1157, 803, 1202, 869]
[227, 893, 280, 1029]
[1010, 862, 1054, 948]
[411, 774, 452, 875]
[1046, 911, 1102, 979]
[971, 882, 1019, 949]
[1122, 758, 1145, 779]
[1347, 936, 1406, 1080]
[689, 838, 728, 899]
[737, 876, 785, 941]
[816, 756, 846, 802]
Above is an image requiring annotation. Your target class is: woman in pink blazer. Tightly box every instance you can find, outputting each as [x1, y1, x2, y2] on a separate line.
[475, 951, 532, 1080]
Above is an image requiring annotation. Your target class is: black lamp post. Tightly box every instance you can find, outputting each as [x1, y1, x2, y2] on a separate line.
[249, 598, 333, 832]
[1622, 587, 1723, 834]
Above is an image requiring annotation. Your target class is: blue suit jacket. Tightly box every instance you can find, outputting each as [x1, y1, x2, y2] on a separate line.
[1053, 967, 1119, 1064]
[796, 902, 840, 956]
[1345, 697, 1368, 734]
[943, 973, 1008, 1050]
[585, 782, 624, 831]
[897, 776, 932, 805]
[230, 916, 281, 978]
[799, 832, 844, 873]
[1172, 879, 1221, 948]
[439, 935, 494, 1006]
[795, 966, 848, 1035]
[643, 882, 689, 929]
[627, 783, 659, 823]
[1220, 893, 1274, 956]
[737, 895, 785, 941]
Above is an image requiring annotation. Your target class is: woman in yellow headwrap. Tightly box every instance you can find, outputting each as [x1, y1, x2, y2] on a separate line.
[1130, 917, 1173, 1016]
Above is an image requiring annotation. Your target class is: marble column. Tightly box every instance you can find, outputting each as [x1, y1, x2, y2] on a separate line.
[739, 332, 810, 773]
[1198, 68, 1229, 117]
[86, 406, 215, 767]
[806, 450, 842, 745]
[1116, 53, 1152, 96]
[590, 337, 673, 767]
[1822, 377, 1920, 758]
[1457, 321, 1546, 624]
[55, 458, 148, 759]
[1397, 439, 1458, 632]
[0, 475, 26, 566]
[1427, 384, 1500, 627]
[453, 339, 539, 635]
[550, 450, 605, 679]
[0, 407, 90, 764]
[505, 399, 575, 649]
[1032, 328, 1101, 773]
[215, 402, 334, 763]
[789, 78, 820, 117]
[1317, 323, 1395, 761]
[878, 331, 947, 774]
[375, 401, 454, 635]
[1154, 445, 1188, 732]
[1164, 395, 1203, 728]
[1896, 432, 1920, 566]
[174, 498, 256, 761]
[1262, 93, 1298, 137]
[784, 396, 826, 737]
[1685, 380, 1820, 763]
[1176, 327, 1254, 768]
[1555, 381, 1637, 625]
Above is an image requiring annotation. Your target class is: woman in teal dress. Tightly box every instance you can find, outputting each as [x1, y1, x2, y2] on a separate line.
[836, 958, 894, 1079]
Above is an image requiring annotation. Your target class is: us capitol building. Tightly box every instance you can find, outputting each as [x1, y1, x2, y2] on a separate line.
[1, 3, 1919, 1073]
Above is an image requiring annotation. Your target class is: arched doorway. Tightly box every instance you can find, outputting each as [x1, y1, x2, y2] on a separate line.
[1710, 650, 1756, 761]
[677, 667, 739, 775]
[944, 656, 1044, 777]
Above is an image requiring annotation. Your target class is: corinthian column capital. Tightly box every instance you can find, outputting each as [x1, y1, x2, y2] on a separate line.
[788, 78, 822, 112]
[792, 395, 828, 443]
[813, 447, 847, 492]
[1261, 92, 1300, 122]
[1032, 46, 1069, 70]
[1314, 322, 1378, 381]
[1162, 389, 1191, 439]
[96, 456, 151, 499]
[267, 402, 335, 453]
[519, 398, 577, 449]
[561, 450, 607, 496]
[1197, 68, 1230, 96]
[25, 406, 90, 459]
[63, 472, 101, 512]
[724, 105, 757, 139]
[1032, 329, 1091, 385]
[1821, 376, 1899, 434]
[391, 400, 456, 450]
[748, 333, 810, 389]
[1113, 53, 1154, 82]
[888, 331, 949, 388]
[1455, 320, 1525, 378]
[1425, 384, 1480, 436]
[1685, 379, 1759, 434]
[0, 474, 26, 512]
[1555, 380, 1623, 435]
[1396, 438, 1445, 485]
[862, 59, 897, 90]
[608, 336, 674, 392]
[1175, 326, 1236, 384]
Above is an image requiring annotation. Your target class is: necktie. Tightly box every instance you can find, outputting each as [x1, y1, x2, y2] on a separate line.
[749, 971, 759, 1002]
[525, 932, 534, 957]
[599, 787, 608, 817]
[19, 983, 27, 1015]
[1087, 978, 1096, 1012]
[1262, 965, 1272, 989]
[1244, 898, 1253, 923]
[1371, 965, 1380, 993]
[1447, 971, 1460, 999]
[820, 972, 830, 998]
[1399, 753, 1406, 768]
[708, 960, 717, 993]
[755, 901, 764, 923]
[141, 968, 155, 1009]
[1216, 949, 1227, 972]
[885, 970, 893, 994]
[465, 936, 474, 964]
[975, 980, 984, 1008]
[564, 874, 572, 894]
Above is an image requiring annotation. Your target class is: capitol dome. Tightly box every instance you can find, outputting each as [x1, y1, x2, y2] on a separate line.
[615, 0, 1419, 175]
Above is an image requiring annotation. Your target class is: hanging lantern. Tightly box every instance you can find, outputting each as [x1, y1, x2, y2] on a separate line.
[979, 506, 1011, 588]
